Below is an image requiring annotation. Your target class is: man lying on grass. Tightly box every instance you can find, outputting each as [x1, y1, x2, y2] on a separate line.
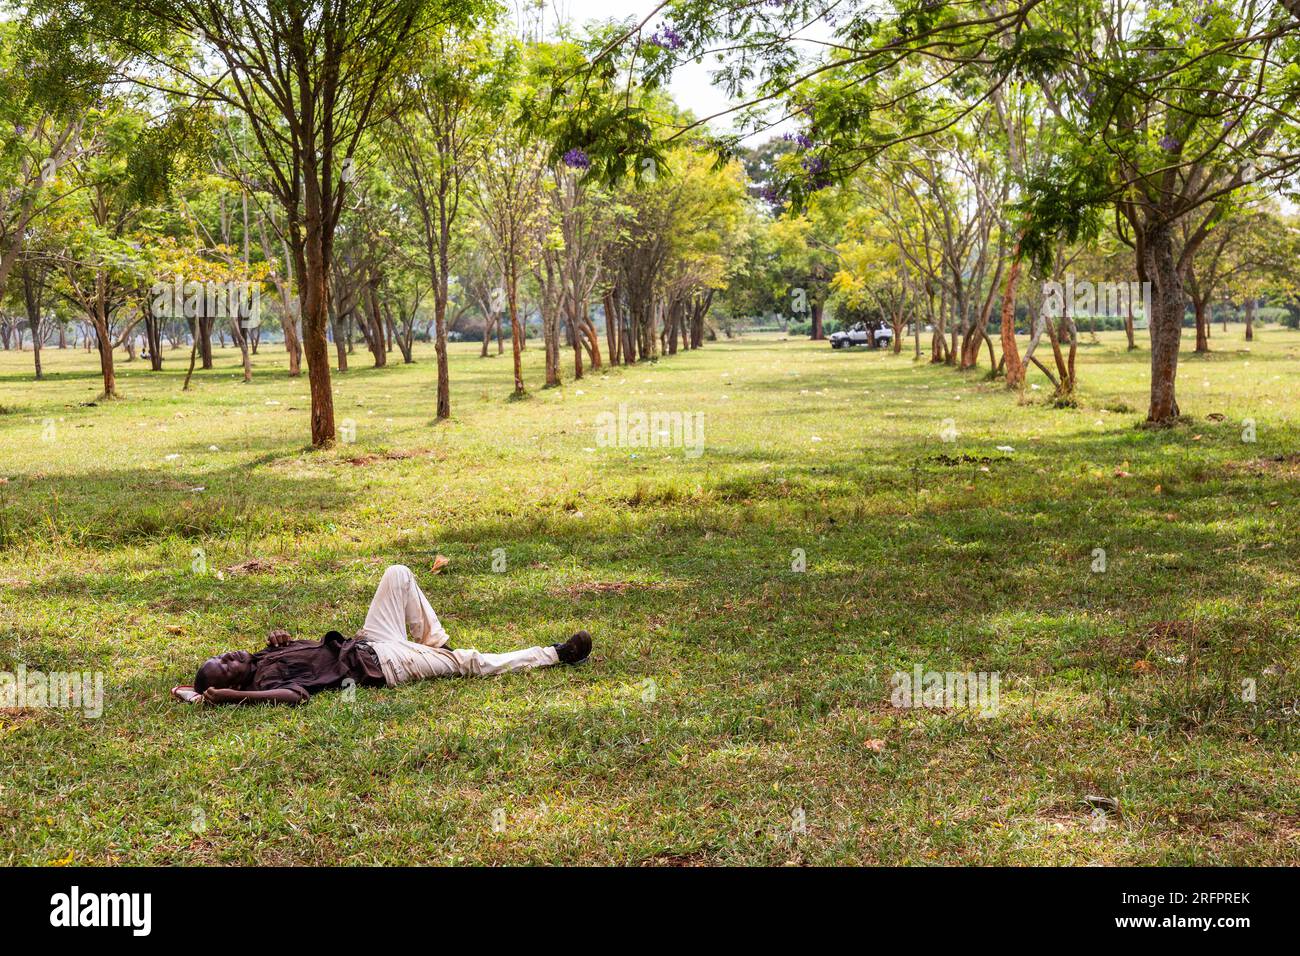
[172, 563, 592, 706]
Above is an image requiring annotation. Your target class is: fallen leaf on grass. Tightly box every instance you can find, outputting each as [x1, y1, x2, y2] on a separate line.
[1084, 795, 1121, 815]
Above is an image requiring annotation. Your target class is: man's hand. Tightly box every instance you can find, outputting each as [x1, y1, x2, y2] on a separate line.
[202, 688, 234, 705]
[267, 628, 292, 647]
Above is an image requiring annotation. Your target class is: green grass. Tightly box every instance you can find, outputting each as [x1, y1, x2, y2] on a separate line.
[1, 327, 1298, 865]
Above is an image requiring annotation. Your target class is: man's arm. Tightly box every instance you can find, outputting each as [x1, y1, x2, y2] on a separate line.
[202, 687, 307, 706]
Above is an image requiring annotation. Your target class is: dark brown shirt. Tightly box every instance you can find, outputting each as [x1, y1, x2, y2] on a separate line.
[249, 633, 384, 701]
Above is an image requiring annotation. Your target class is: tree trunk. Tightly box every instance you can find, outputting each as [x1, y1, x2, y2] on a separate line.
[1194, 299, 1209, 353]
[330, 306, 349, 373]
[433, 283, 450, 421]
[144, 312, 163, 371]
[1000, 256, 1024, 387]
[507, 270, 525, 395]
[603, 293, 618, 365]
[365, 278, 387, 368]
[1245, 298, 1255, 341]
[94, 318, 117, 398]
[1143, 222, 1183, 424]
[231, 317, 252, 383]
[298, 216, 337, 445]
[809, 300, 825, 340]
[21, 268, 43, 381]
[199, 316, 214, 369]
[570, 298, 585, 381]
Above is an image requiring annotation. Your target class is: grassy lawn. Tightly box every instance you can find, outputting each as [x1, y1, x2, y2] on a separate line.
[1, 328, 1298, 865]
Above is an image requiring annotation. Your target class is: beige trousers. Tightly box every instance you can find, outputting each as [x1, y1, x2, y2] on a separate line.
[357, 564, 559, 685]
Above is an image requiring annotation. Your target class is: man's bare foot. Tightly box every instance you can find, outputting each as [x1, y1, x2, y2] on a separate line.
[171, 685, 202, 704]
[431, 554, 450, 574]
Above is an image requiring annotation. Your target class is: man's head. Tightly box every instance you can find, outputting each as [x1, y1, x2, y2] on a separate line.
[194, 650, 254, 693]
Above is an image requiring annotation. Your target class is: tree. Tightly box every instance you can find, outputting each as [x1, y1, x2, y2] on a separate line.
[833, 213, 914, 355]
[387, 26, 508, 417]
[610, 0, 1300, 423]
[469, 126, 546, 396]
[0, 14, 110, 297]
[91, 0, 476, 443]
[42, 101, 177, 397]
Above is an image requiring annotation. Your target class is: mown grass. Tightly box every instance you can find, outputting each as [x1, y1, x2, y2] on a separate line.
[1, 327, 1298, 865]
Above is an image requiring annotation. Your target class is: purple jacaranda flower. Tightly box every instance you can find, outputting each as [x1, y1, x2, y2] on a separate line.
[803, 153, 832, 191]
[801, 154, 829, 176]
[1081, 88, 1095, 107]
[782, 131, 815, 149]
[1223, 118, 1238, 132]
[648, 26, 685, 50]
[562, 148, 591, 170]
[1159, 134, 1181, 152]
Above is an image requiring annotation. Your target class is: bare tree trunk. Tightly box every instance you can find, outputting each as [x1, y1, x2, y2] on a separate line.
[144, 312, 163, 371]
[507, 269, 524, 395]
[570, 297, 585, 381]
[199, 316, 215, 369]
[21, 267, 43, 380]
[809, 300, 825, 340]
[330, 306, 349, 373]
[94, 319, 117, 397]
[182, 334, 199, 391]
[1194, 299, 1209, 353]
[1245, 298, 1255, 341]
[1000, 256, 1024, 387]
[1144, 222, 1183, 424]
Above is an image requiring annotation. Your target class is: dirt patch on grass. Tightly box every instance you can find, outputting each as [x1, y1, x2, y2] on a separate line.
[1227, 453, 1300, 477]
[224, 557, 283, 575]
[1086, 620, 1195, 666]
[639, 849, 713, 866]
[550, 580, 667, 599]
[341, 448, 436, 467]
[0, 708, 43, 728]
